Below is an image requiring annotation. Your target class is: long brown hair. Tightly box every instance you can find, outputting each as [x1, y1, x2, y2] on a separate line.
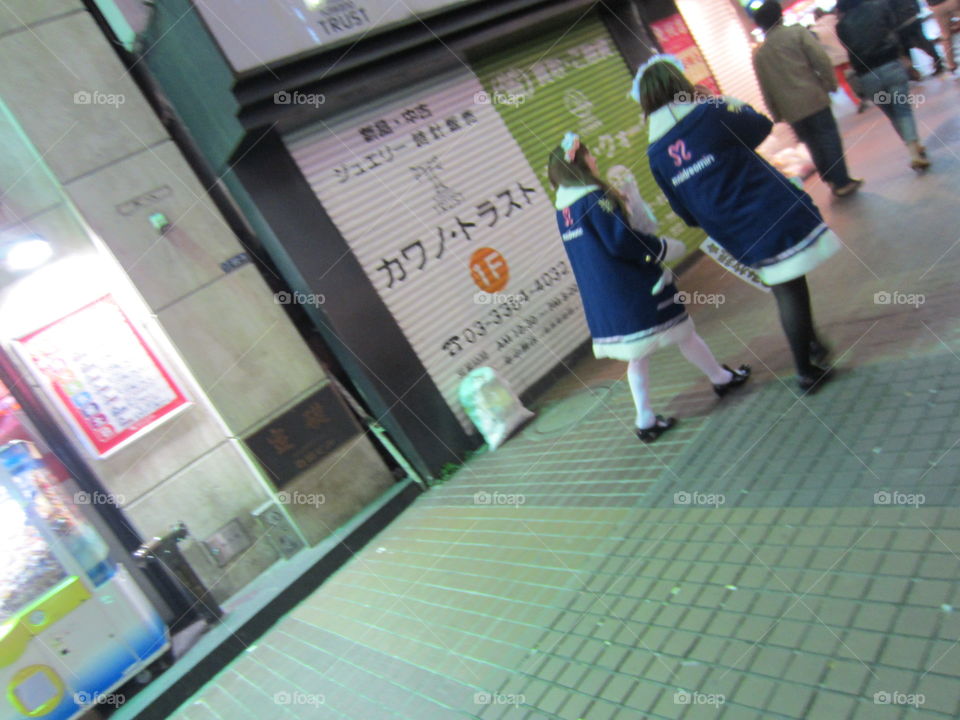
[547, 142, 625, 215]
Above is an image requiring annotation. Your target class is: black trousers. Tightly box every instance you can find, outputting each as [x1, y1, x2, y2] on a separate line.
[898, 19, 943, 64]
[790, 108, 853, 188]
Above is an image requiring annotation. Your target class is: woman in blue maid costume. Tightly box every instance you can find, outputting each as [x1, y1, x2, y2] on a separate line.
[635, 54, 838, 393]
[548, 132, 751, 443]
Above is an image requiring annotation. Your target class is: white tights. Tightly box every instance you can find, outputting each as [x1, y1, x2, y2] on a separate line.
[627, 331, 732, 429]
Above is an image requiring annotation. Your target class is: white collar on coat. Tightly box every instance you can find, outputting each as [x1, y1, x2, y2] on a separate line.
[555, 184, 600, 210]
[648, 96, 749, 142]
[647, 103, 698, 143]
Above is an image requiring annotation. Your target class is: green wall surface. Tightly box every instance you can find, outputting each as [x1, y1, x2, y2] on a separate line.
[470, 15, 707, 259]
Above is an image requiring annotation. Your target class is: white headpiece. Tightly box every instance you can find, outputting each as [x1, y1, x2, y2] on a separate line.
[560, 132, 581, 162]
[629, 54, 686, 103]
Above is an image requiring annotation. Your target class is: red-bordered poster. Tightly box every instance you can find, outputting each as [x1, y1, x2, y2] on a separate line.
[15, 296, 189, 456]
[650, 14, 720, 95]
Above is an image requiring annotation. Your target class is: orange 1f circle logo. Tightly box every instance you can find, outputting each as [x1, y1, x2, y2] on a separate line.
[668, 140, 692, 167]
[470, 247, 509, 293]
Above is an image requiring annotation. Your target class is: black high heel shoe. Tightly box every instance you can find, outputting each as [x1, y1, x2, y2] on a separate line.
[713, 364, 752, 398]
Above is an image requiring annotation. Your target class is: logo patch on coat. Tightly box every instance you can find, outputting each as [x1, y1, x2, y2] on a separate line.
[668, 140, 692, 167]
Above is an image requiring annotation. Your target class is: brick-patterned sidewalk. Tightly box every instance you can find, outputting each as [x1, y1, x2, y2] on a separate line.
[165, 80, 960, 719]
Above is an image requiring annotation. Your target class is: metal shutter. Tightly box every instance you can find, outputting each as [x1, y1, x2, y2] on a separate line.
[284, 67, 590, 430]
[674, 0, 769, 115]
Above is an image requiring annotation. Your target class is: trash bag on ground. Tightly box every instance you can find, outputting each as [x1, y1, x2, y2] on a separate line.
[458, 367, 534, 450]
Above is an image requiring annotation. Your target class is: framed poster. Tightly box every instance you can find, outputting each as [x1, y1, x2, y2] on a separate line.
[15, 295, 189, 457]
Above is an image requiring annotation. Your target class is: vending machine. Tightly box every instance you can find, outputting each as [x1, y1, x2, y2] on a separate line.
[0, 441, 169, 720]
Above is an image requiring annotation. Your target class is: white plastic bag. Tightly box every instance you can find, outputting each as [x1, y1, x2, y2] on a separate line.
[458, 367, 534, 450]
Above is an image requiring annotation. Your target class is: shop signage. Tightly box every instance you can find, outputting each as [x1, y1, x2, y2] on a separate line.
[285, 67, 589, 429]
[699, 239, 770, 292]
[15, 296, 189, 457]
[244, 384, 358, 489]
[470, 18, 707, 254]
[194, 0, 479, 73]
[648, 14, 720, 94]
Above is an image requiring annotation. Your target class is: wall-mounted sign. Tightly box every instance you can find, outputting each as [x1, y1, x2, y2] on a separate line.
[194, 0, 480, 73]
[15, 296, 189, 457]
[244, 384, 358, 489]
[220, 252, 252, 274]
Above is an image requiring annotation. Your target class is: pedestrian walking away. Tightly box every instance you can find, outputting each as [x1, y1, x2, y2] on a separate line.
[634, 55, 839, 393]
[928, 0, 960, 73]
[548, 133, 751, 442]
[751, 0, 864, 198]
[888, 0, 946, 77]
[810, 7, 863, 104]
[837, 0, 932, 171]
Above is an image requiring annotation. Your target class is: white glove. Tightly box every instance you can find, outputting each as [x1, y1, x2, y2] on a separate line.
[661, 237, 686, 263]
[651, 268, 675, 296]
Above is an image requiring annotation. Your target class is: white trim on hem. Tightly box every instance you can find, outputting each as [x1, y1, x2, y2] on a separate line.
[758, 229, 842, 285]
[593, 316, 695, 361]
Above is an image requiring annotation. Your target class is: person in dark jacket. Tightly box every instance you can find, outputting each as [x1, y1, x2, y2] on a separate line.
[811, 8, 863, 105]
[634, 56, 837, 393]
[888, 0, 945, 76]
[548, 133, 750, 442]
[837, 0, 931, 170]
[752, 1, 863, 198]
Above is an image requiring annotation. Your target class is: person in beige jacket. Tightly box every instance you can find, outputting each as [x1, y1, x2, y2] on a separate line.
[752, 1, 862, 197]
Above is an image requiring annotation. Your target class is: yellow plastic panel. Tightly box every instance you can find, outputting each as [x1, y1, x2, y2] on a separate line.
[7, 664, 65, 717]
[0, 577, 89, 668]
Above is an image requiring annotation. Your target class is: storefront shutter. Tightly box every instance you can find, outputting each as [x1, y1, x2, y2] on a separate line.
[674, 0, 769, 115]
[284, 67, 590, 431]
[470, 14, 707, 251]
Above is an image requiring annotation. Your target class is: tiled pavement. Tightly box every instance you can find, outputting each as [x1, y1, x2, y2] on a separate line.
[166, 80, 960, 718]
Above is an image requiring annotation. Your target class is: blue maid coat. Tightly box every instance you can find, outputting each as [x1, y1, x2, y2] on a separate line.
[554, 186, 687, 355]
[646, 99, 828, 273]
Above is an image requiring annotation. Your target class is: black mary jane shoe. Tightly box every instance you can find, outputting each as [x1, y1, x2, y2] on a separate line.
[635, 415, 676, 443]
[797, 365, 833, 394]
[713, 364, 752, 398]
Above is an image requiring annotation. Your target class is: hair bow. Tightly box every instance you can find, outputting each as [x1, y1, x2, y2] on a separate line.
[629, 53, 686, 103]
[561, 132, 580, 162]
